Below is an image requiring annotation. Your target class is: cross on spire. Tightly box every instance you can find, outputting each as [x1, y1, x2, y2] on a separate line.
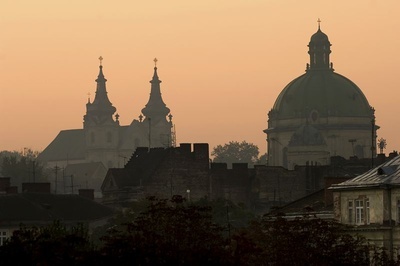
[154, 57, 158, 67]
[317, 18, 321, 30]
[99, 56, 103, 66]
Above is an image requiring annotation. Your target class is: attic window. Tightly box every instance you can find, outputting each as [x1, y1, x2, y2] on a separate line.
[377, 166, 397, 176]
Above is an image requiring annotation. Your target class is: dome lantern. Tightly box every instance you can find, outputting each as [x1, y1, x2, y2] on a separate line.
[307, 19, 332, 71]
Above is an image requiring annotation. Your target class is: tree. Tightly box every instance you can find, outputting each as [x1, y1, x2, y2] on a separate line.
[0, 221, 95, 265]
[212, 141, 259, 168]
[231, 215, 395, 265]
[0, 149, 49, 189]
[101, 196, 229, 265]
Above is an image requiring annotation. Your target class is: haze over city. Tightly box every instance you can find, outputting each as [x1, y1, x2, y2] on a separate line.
[1, 0, 399, 154]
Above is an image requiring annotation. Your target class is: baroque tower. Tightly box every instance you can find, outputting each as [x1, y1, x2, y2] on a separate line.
[84, 57, 120, 168]
[139, 58, 173, 148]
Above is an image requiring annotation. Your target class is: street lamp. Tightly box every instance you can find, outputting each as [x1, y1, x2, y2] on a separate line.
[186, 189, 190, 202]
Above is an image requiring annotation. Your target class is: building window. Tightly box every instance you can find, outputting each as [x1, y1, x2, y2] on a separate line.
[0, 231, 7, 246]
[355, 199, 364, 224]
[348, 198, 370, 225]
[348, 201, 353, 223]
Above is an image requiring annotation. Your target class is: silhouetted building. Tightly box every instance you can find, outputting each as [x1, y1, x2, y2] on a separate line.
[0, 179, 113, 245]
[265, 24, 377, 169]
[38, 59, 174, 194]
[100, 143, 382, 212]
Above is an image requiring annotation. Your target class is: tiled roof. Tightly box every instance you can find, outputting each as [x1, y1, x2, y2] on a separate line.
[0, 193, 113, 224]
[331, 155, 400, 189]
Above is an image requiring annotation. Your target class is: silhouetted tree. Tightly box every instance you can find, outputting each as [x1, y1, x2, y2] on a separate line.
[0, 221, 95, 265]
[212, 141, 259, 168]
[0, 149, 48, 189]
[101, 196, 229, 265]
[231, 215, 396, 265]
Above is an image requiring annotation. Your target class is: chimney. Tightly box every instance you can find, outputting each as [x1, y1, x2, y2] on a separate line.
[389, 151, 398, 160]
[22, 183, 51, 194]
[79, 189, 94, 200]
[376, 154, 386, 165]
[6, 186, 18, 194]
[0, 177, 11, 193]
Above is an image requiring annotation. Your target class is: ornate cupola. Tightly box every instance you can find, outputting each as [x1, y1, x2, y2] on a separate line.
[307, 19, 332, 71]
[84, 57, 117, 127]
[141, 58, 171, 123]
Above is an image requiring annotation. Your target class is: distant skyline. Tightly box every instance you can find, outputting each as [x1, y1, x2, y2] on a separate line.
[1, 1, 400, 155]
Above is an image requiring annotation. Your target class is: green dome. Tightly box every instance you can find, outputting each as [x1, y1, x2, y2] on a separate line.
[272, 70, 372, 119]
[271, 26, 372, 120]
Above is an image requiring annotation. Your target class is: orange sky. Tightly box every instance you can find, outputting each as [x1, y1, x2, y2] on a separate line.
[1, 1, 400, 156]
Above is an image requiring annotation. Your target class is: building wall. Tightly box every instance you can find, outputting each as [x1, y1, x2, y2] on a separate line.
[268, 116, 374, 167]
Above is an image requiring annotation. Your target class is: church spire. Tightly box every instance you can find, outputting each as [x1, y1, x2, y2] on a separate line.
[84, 57, 117, 127]
[307, 19, 332, 71]
[141, 58, 170, 122]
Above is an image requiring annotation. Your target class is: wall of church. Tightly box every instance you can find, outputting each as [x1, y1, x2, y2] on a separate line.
[267, 115, 375, 168]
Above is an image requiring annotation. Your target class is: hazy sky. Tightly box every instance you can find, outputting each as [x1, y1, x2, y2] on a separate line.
[1, 1, 400, 155]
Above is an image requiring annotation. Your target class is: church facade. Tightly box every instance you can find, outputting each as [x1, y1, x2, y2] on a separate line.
[264, 25, 377, 169]
[38, 59, 174, 171]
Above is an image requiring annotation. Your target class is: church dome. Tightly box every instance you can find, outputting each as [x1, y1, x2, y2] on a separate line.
[271, 26, 372, 120]
[272, 71, 372, 119]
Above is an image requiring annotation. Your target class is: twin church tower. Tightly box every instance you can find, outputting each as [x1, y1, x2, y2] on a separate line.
[39, 58, 174, 169]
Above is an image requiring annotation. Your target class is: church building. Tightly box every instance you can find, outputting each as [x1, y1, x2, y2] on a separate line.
[38, 58, 174, 185]
[265, 23, 377, 169]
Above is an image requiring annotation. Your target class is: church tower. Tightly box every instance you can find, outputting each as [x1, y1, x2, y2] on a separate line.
[84, 57, 120, 168]
[139, 59, 173, 148]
